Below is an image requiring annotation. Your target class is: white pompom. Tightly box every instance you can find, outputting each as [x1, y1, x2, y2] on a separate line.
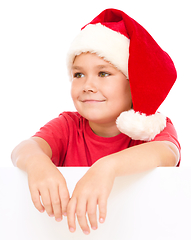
[116, 109, 166, 141]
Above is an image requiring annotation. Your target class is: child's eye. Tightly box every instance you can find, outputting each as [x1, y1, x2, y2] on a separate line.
[74, 73, 84, 78]
[98, 72, 110, 77]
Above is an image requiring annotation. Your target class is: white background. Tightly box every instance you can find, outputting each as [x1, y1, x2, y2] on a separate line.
[0, 0, 190, 167]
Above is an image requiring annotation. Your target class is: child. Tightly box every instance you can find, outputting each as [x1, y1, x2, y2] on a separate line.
[11, 8, 181, 235]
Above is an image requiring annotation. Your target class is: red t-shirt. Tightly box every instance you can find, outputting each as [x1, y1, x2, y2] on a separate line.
[34, 112, 181, 167]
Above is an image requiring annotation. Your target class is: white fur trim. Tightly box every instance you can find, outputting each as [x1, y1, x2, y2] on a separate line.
[67, 23, 130, 78]
[116, 109, 166, 141]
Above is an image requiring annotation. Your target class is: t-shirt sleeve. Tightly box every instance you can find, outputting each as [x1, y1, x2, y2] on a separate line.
[33, 113, 70, 166]
[151, 117, 181, 166]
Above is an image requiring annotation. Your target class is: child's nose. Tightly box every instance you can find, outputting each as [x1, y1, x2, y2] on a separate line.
[83, 76, 97, 93]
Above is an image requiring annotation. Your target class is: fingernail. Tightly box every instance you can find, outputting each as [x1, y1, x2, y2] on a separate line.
[83, 230, 90, 235]
[69, 227, 75, 233]
[99, 218, 105, 223]
[49, 214, 54, 217]
[63, 212, 67, 216]
[56, 218, 62, 222]
[92, 226, 97, 230]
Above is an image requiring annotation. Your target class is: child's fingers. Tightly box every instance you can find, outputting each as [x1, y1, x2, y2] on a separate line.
[67, 197, 77, 233]
[67, 197, 90, 234]
[49, 185, 63, 222]
[30, 188, 45, 213]
[59, 184, 70, 216]
[40, 188, 54, 217]
[76, 198, 90, 234]
[87, 198, 98, 230]
[98, 197, 107, 224]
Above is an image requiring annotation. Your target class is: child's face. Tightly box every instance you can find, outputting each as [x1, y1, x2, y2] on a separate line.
[71, 53, 132, 129]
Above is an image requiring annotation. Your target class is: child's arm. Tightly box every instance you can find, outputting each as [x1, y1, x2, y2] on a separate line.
[66, 140, 179, 234]
[11, 137, 70, 222]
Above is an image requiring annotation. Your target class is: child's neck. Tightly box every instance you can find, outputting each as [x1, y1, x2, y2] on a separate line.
[88, 121, 121, 138]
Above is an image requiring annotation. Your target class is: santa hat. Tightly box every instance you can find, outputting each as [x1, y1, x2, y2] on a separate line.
[67, 8, 177, 141]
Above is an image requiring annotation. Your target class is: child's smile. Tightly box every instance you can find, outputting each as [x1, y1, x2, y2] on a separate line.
[71, 53, 132, 137]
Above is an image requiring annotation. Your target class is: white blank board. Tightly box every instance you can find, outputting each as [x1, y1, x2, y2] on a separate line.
[1, 167, 191, 239]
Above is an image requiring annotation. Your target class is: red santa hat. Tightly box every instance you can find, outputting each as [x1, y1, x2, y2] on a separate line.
[67, 8, 177, 141]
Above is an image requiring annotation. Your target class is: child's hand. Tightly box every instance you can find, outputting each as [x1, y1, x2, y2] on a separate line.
[66, 158, 115, 235]
[27, 156, 70, 222]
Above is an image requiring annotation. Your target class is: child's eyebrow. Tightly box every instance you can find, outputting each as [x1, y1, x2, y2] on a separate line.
[71, 64, 113, 71]
[71, 66, 84, 71]
[95, 64, 113, 70]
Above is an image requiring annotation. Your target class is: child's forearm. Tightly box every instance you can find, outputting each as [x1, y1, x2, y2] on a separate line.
[11, 137, 52, 171]
[98, 141, 179, 177]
